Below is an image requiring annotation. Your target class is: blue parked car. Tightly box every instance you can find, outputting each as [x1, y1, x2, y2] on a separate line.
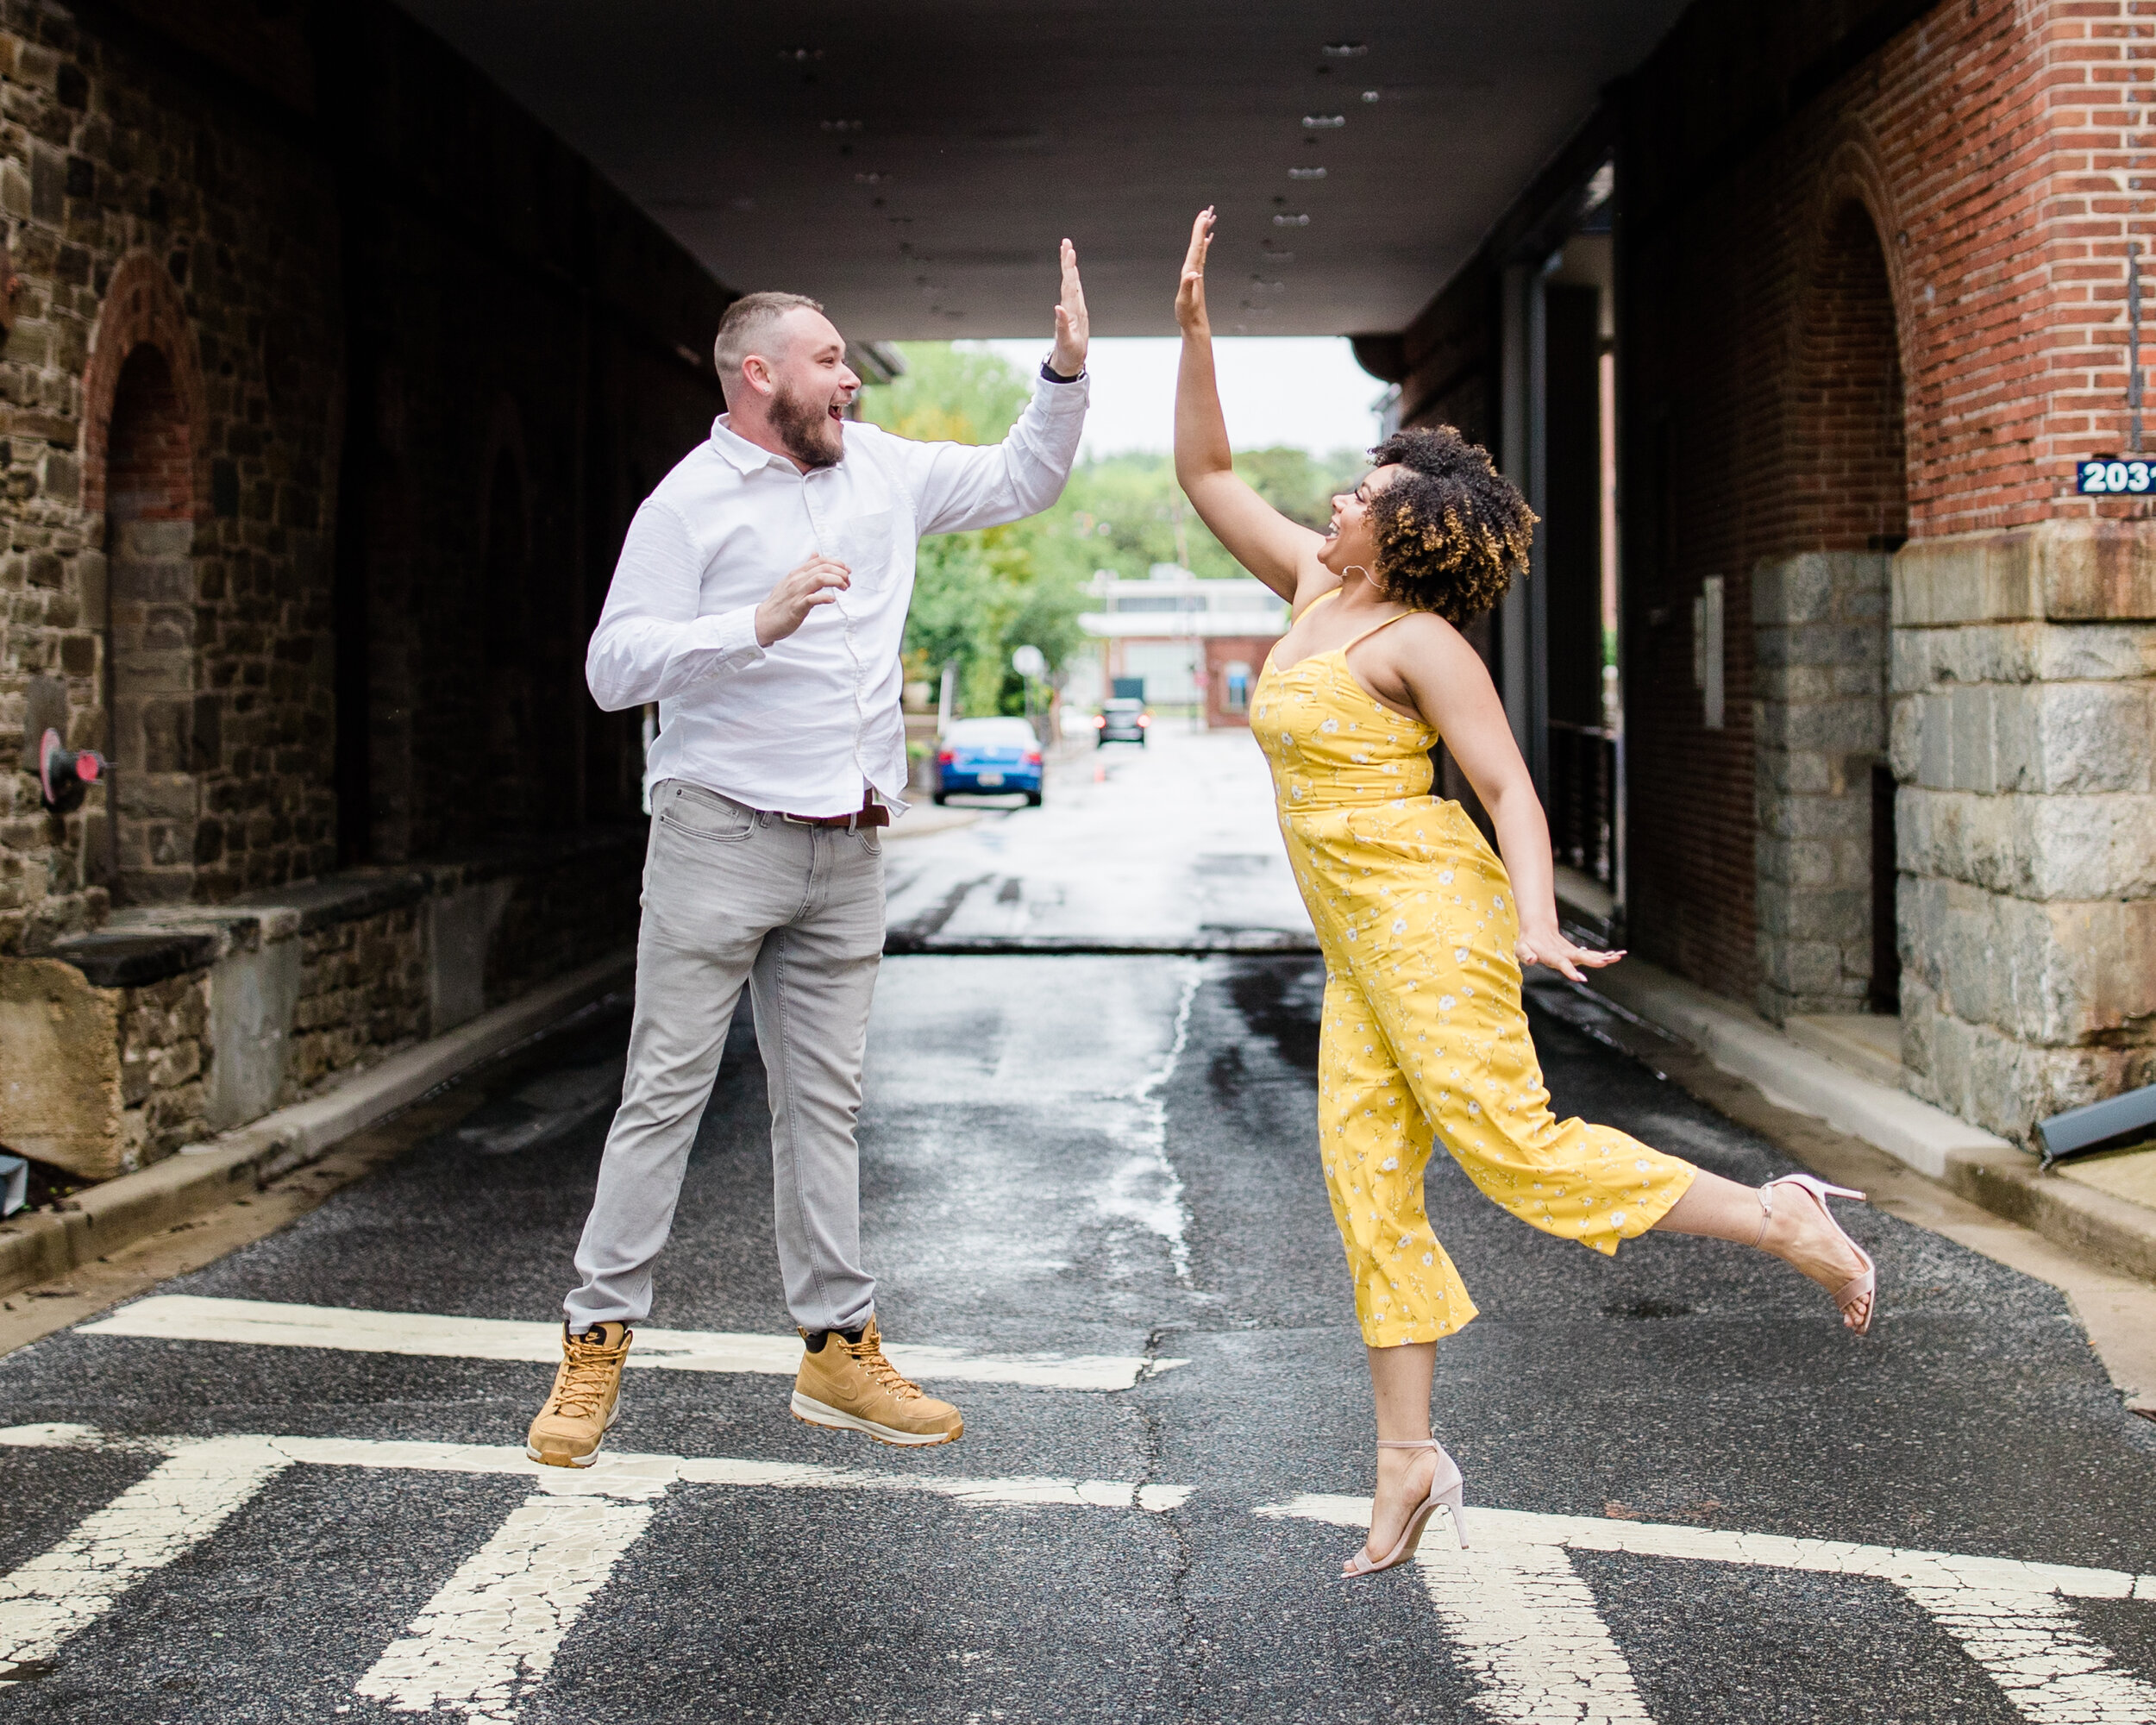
[933, 717, 1044, 806]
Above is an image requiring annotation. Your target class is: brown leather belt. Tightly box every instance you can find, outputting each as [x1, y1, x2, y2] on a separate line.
[778, 791, 891, 830]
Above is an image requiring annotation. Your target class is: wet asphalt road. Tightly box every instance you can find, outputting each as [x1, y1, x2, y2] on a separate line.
[3, 731, 2155, 1722]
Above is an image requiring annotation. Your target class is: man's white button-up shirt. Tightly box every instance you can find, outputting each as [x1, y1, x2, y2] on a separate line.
[586, 375, 1088, 817]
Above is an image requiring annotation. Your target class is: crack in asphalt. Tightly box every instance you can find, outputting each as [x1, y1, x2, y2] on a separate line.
[1137, 1321, 1200, 1725]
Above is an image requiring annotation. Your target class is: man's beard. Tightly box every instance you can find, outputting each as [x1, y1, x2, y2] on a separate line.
[769, 381, 844, 469]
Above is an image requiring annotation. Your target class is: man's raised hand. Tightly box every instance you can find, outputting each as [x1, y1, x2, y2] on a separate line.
[755, 554, 849, 647]
[1175, 207, 1215, 332]
[1050, 237, 1090, 377]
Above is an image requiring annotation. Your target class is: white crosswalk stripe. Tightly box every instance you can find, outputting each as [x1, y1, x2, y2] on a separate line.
[0, 1433, 288, 1670]
[0, 1422, 1189, 1712]
[1261, 1495, 2156, 1725]
[354, 1493, 657, 1722]
[78, 1295, 1185, 1391]
[5, 1422, 2152, 1720]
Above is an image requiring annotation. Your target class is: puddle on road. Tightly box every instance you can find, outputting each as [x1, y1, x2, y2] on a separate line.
[1094, 963, 1200, 1285]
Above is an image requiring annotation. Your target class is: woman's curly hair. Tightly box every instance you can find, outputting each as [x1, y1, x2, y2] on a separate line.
[1362, 425, 1536, 623]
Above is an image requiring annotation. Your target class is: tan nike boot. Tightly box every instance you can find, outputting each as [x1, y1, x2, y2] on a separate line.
[791, 1317, 963, 1446]
[526, 1320, 632, 1467]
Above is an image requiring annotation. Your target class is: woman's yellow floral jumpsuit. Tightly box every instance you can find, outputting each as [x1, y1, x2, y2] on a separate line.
[1251, 597, 1698, 1346]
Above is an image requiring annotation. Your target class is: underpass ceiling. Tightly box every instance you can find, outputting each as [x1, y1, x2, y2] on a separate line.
[398, 2, 1688, 344]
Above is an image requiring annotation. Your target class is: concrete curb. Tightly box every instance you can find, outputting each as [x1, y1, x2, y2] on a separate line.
[1580, 957, 2156, 1283]
[884, 931, 1320, 957]
[0, 950, 634, 1300]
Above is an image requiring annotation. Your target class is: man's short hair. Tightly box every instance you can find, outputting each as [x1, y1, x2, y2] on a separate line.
[712, 292, 826, 384]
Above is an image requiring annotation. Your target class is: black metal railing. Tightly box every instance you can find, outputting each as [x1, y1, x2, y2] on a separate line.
[1548, 720, 1617, 888]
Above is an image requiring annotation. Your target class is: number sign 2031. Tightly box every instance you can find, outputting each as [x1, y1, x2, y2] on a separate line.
[2078, 458, 2156, 493]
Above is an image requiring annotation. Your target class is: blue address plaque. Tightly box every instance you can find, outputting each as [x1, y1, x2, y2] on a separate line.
[2078, 456, 2156, 493]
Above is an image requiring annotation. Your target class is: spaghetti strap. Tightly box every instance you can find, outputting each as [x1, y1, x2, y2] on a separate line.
[1338, 609, 1415, 655]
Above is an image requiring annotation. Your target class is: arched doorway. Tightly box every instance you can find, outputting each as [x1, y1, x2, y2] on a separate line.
[1754, 198, 1908, 1024]
[103, 344, 197, 906]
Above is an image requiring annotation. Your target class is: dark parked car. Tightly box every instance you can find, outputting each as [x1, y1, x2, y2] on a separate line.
[934, 717, 1044, 805]
[1095, 698, 1150, 746]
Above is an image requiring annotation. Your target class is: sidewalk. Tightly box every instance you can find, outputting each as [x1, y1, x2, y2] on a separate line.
[1570, 951, 2156, 1287]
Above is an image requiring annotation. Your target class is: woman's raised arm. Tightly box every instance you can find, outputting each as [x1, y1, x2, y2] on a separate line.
[1173, 209, 1326, 605]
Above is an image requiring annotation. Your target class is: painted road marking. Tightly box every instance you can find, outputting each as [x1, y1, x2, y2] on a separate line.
[0, 1425, 1188, 1712]
[0, 1423, 1194, 1510]
[78, 1295, 1185, 1391]
[0, 1433, 287, 1670]
[1262, 1495, 2156, 1724]
[354, 1493, 656, 1722]
[1420, 1538, 1652, 1722]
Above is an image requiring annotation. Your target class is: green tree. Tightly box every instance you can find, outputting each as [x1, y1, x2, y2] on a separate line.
[860, 341, 1369, 715]
[860, 343, 1081, 715]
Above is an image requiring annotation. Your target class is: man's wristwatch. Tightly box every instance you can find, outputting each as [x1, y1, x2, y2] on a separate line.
[1040, 354, 1085, 384]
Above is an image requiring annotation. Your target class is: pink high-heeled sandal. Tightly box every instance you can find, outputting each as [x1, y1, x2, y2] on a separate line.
[1341, 1438, 1470, 1578]
[1758, 1173, 1877, 1335]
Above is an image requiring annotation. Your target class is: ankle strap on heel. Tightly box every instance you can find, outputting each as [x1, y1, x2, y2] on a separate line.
[1376, 1438, 1442, 1450]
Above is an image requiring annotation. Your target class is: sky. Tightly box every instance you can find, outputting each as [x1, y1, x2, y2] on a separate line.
[976, 336, 1388, 459]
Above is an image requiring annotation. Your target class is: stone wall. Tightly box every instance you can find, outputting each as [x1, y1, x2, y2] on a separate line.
[0, 826, 643, 1178]
[1753, 552, 1892, 1020]
[1891, 524, 2156, 1140]
[0, 0, 729, 957]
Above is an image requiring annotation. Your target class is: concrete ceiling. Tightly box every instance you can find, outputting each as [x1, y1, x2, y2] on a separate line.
[398, 2, 1689, 344]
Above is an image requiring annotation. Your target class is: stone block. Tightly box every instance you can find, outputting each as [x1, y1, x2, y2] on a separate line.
[2022, 795, 2156, 900]
[0, 957, 122, 1177]
[206, 932, 299, 1130]
[1947, 685, 1996, 793]
[1753, 553, 1838, 625]
[1890, 696, 1921, 781]
[1783, 697, 1884, 754]
[428, 877, 512, 1032]
[2034, 518, 2156, 622]
[2014, 682, 2153, 794]
[1917, 691, 1952, 789]
[2031, 624, 2154, 684]
[1894, 530, 2042, 627]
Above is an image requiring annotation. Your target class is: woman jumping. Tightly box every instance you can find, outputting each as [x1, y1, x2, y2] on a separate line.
[1171, 208, 1877, 1578]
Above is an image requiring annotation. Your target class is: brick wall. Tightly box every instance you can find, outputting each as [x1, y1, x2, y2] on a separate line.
[1204, 635, 1281, 728]
[1369, 0, 2156, 1139]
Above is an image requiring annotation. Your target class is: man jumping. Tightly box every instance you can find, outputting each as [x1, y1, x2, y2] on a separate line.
[526, 245, 1090, 1465]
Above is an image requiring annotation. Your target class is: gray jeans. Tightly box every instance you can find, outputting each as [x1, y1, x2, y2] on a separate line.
[565, 779, 884, 1334]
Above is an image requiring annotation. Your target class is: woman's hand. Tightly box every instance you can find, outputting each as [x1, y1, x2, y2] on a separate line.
[1514, 923, 1625, 985]
[1175, 207, 1215, 332]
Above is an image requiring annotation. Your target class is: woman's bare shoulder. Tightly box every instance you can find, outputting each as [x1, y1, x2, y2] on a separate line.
[1383, 610, 1472, 656]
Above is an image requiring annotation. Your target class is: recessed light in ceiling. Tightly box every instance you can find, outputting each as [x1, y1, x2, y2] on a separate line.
[730, 197, 757, 211]
[854, 172, 891, 184]
[1290, 166, 1326, 179]
[820, 119, 864, 132]
[1260, 249, 1294, 262]
[1302, 114, 1345, 129]
[1322, 42, 1368, 56]
[777, 47, 824, 61]
[1273, 213, 1310, 226]
[1362, 90, 1381, 103]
